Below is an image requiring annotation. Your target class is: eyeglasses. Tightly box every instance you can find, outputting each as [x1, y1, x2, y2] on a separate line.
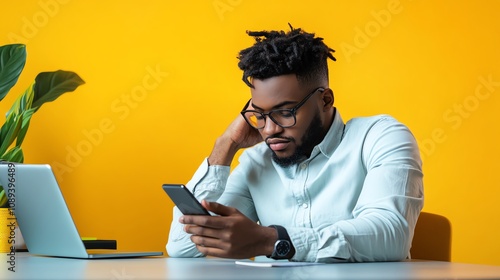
[241, 87, 325, 129]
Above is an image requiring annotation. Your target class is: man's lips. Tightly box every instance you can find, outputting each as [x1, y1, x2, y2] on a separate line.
[266, 138, 290, 151]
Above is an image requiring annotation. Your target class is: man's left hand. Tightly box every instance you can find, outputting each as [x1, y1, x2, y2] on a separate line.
[179, 200, 276, 259]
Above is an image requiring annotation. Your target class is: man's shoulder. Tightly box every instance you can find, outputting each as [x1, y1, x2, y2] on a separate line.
[343, 114, 417, 154]
[346, 114, 403, 131]
[344, 114, 414, 143]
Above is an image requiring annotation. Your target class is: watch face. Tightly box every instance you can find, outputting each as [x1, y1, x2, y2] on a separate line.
[276, 240, 291, 256]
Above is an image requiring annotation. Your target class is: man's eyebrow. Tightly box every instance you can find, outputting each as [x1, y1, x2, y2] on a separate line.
[251, 100, 296, 111]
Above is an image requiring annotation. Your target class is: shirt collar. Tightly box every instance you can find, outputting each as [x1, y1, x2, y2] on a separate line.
[315, 108, 345, 159]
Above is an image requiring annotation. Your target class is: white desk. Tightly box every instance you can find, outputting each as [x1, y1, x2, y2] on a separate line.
[2, 253, 500, 279]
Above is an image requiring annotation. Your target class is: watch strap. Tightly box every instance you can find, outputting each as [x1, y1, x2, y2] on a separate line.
[268, 225, 295, 260]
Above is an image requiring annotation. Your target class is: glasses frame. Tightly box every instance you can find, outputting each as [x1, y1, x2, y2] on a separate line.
[240, 87, 325, 129]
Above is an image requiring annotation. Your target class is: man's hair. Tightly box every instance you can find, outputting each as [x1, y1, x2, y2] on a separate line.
[237, 24, 336, 88]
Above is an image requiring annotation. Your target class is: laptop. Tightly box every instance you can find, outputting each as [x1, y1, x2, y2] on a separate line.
[0, 163, 163, 259]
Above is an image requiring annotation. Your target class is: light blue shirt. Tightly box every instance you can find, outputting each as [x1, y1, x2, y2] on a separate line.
[167, 109, 424, 262]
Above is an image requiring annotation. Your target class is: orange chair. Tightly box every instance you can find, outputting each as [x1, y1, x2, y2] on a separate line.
[410, 212, 452, 261]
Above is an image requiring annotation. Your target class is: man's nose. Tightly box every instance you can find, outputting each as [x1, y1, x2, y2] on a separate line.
[262, 117, 283, 135]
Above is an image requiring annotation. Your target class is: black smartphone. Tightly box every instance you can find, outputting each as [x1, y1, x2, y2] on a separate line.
[162, 184, 210, 215]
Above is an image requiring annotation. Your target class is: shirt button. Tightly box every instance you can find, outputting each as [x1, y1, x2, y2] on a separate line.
[302, 203, 308, 209]
[300, 163, 307, 169]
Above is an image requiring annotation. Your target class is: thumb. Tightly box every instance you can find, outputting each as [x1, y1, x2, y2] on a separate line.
[202, 200, 234, 216]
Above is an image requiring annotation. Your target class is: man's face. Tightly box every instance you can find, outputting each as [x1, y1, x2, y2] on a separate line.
[250, 74, 329, 167]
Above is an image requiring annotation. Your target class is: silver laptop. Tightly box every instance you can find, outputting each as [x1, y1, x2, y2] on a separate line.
[0, 163, 163, 259]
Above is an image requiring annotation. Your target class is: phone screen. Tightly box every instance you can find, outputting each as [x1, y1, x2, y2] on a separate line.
[162, 184, 210, 215]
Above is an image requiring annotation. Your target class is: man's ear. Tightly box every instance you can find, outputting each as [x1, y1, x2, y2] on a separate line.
[322, 88, 334, 111]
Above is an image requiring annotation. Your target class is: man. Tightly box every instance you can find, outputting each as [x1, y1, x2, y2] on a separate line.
[166, 25, 423, 262]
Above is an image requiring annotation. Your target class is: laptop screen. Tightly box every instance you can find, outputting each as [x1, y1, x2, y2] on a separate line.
[0, 163, 89, 258]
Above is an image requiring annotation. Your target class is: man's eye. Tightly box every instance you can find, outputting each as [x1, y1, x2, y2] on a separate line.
[274, 110, 293, 118]
[253, 113, 265, 120]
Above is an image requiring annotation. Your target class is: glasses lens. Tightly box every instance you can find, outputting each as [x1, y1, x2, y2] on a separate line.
[269, 110, 295, 127]
[244, 112, 265, 128]
[242, 110, 297, 128]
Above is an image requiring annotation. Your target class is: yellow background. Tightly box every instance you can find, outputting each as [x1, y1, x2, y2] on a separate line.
[1, 0, 499, 265]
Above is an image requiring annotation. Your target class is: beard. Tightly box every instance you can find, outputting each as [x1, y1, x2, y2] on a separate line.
[270, 112, 324, 168]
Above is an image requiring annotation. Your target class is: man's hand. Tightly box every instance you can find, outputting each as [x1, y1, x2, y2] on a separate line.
[179, 200, 276, 259]
[223, 107, 263, 150]
[208, 104, 262, 166]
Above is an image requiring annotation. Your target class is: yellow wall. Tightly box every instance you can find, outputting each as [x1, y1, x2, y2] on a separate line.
[1, 0, 499, 265]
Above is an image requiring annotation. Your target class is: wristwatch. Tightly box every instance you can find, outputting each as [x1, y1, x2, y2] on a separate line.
[267, 225, 295, 260]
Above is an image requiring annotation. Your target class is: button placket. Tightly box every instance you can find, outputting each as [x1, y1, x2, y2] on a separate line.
[292, 161, 311, 227]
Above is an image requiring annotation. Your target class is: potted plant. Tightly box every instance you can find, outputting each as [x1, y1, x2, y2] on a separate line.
[0, 44, 85, 251]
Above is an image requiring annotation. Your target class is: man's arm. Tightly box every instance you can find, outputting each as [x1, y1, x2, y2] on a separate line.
[289, 118, 423, 262]
[165, 158, 229, 257]
[166, 112, 264, 257]
[166, 158, 280, 259]
[208, 110, 263, 166]
[180, 200, 278, 259]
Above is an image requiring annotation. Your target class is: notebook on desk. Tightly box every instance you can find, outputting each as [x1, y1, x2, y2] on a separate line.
[0, 163, 163, 259]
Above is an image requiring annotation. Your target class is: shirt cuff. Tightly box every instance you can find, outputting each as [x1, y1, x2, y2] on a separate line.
[288, 226, 350, 262]
[186, 157, 230, 194]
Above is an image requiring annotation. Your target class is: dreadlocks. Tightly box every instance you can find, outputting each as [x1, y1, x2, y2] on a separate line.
[237, 24, 336, 88]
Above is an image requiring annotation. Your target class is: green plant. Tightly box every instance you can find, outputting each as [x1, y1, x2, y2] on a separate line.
[0, 44, 85, 207]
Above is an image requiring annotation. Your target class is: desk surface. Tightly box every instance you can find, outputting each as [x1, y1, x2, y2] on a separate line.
[2, 253, 500, 280]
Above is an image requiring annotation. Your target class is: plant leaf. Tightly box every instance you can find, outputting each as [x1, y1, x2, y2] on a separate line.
[0, 111, 14, 145]
[15, 108, 36, 146]
[6, 81, 34, 118]
[0, 44, 27, 102]
[17, 81, 35, 113]
[0, 189, 7, 208]
[0, 111, 23, 156]
[32, 70, 85, 111]
[1, 146, 24, 163]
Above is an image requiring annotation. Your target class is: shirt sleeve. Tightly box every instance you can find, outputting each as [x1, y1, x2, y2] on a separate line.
[165, 158, 230, 257]
[289, 118, 424, 262]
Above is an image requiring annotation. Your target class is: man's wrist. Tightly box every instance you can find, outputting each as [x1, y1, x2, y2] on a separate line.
[261, 225, 278, 256]
[267, 225, 295, 260]
[208, 136, 240, 166]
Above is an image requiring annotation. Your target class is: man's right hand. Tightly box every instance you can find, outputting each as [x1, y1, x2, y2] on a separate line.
[208, 105, 262, 166]
[223, 112, 262, 150]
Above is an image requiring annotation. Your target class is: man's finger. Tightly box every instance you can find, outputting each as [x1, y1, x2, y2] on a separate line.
[190, 235, 226, 250]
[195, 245, 229, 258]
[180, 214, 229, 229]
[202, 200, 235, 216]
[184, 224, 220, 238]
